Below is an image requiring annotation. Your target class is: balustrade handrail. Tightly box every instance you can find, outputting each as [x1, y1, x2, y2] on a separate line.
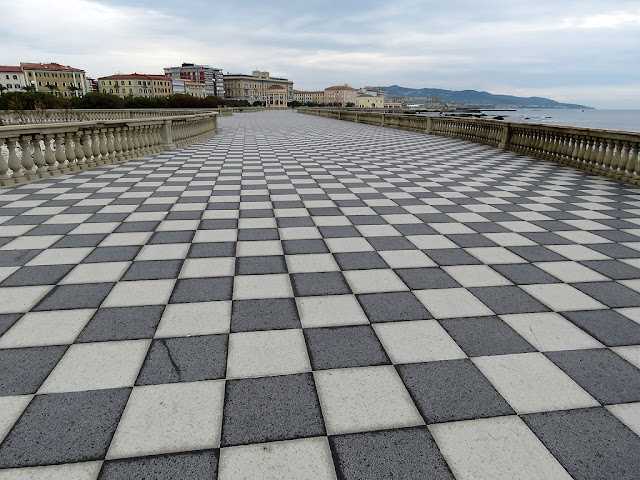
[0, 107, 232, 125]
[0, 112, 219, 187]
[298, 108, 640, 186]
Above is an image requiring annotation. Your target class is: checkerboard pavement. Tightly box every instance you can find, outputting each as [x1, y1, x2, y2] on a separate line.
[0, 110, 640, 479]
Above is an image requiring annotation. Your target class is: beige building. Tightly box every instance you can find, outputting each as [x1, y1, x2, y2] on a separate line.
[185, 81, 206, 98]
[356, 96, 386, 109]
[224, 70, 293, 103]
[293, 90, 324, 104]
[21, 62, 88, 97]
[0, 66, 26, 93]
[98, 74, 173, 98]
[324, 84, 358, 106]
[266, 85, 288, 108]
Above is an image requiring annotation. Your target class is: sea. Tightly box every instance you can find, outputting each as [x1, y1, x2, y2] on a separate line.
[475, 109, 640, 133]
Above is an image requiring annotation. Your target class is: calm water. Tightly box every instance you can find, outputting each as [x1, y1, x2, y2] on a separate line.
[478, 109, 640, 133]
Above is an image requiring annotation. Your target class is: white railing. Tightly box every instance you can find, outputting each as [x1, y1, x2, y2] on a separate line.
[0, 107, 232, 125]
[0, 112, 218, 187]
[299, 108, 640, 186]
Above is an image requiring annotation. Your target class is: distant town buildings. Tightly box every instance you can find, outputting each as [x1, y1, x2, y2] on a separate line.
[97, 74, 173, 98]
[163, 63, 224, 98]
[0, 66, 26, 93]
[0, 63, 89, 96]
[172, 79, 207, 98]
[224, 71, 293, 104]
[356, 96, 386, 109]
[324, 84, 358, 106]
[293, 90, 325, 104]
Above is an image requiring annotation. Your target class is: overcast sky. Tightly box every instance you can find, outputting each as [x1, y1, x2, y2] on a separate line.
[2, 0, 639, 108]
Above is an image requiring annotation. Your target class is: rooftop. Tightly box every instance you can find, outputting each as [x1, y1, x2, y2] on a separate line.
[20, 62, 84, 72]
[0, 111, 639, 478]
[99, 74, 171, 81]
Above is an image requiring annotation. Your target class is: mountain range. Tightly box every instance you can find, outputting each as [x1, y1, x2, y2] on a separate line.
[380, 85, 592, 109]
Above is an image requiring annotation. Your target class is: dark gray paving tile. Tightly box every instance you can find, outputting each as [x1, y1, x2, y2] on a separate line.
[562, 310, 640, 347]
[235, 255, 287, 275]
[0, 388, 130, 468]
[99, 450, 219, 480]
[395, 267, 461, 290]
[23, 224, 76, 236]
[0, 313, 21, 336]
[76, 306, 164, 343]
[277, 217, 314, 228]
[440, 316, 536, 357]
[425, 249, 482, 266]
[231, 298, 300, 332]
[588, 243, 640, 259]
[199, 219, 238, 230]
[491, 264, 560, 285]
[237, 228, 279, 241]
[581, 260, 640, 280]
[333, 251, 389, 270]
[282, 239, 328, 255]
[367, 236, 417, 251]
[520, 232, 574, 247]
[469, 286, 550, 314]
[347, 215, 388, 225]
[304, 325, 390, 370]
[170, 277, 233, 303]
[330, 426, 454, 480]
[0, 346, 67, 396]
[358, 292, 432, 322]
[545, 349, 640, 404]
[148, 231, 195, 244]
[0, 250, 41, 267]
[221, 373, 325, 447]
[448, 234, 498, 248]
[121, 260, 182, 281]
[508, 245, 570, 262]
[83, 246, 141, 263]
[115, 221, 160, 233]
[33, 283, 114, 311]
[0, 264, 75, 287]
[53, 234, 106, 248]
[398, 359, 514, 423]
[572, 282, 640, 308]
[291, 272, 351, 296]
[136, 335, 227, 385]
[317, 226, 361, 238]
[188, 242, 236, 258]
[522, 408, 640, 480]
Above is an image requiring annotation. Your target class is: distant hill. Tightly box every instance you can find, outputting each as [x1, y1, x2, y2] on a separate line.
[380, 85, 592, 109]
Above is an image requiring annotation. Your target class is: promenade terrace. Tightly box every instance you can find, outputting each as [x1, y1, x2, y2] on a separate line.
[0, 110, 639, 479]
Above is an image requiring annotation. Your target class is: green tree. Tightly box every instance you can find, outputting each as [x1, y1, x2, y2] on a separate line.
[0, 85, 7, 96]
[21, 85, 36, 92]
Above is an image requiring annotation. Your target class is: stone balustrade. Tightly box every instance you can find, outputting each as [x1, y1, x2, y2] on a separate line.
[300, 108, 640, 186]
[0, 108, 232, 125]
[0, 112, 218, 187]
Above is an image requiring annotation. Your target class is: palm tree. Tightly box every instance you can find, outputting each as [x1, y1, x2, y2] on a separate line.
[22, 84, 36, 92]
[44, 83, 59, 95]
[68, 85, 81, 98]
[0, 85, 7, 96]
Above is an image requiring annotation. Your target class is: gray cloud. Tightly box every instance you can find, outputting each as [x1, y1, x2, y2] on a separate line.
[1, 0, 638, 107]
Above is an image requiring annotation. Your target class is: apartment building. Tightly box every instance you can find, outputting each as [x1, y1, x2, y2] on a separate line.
[98, 74, 173, 98]
[20, 62, 88, 97]
[356, 96, 386, 108]
[224, 71, 293, 103]
[293, 90, 325, 104]
[324, 84, 358, 106]
[0, 66, 26, 93]
[164, 63, 224, 98]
